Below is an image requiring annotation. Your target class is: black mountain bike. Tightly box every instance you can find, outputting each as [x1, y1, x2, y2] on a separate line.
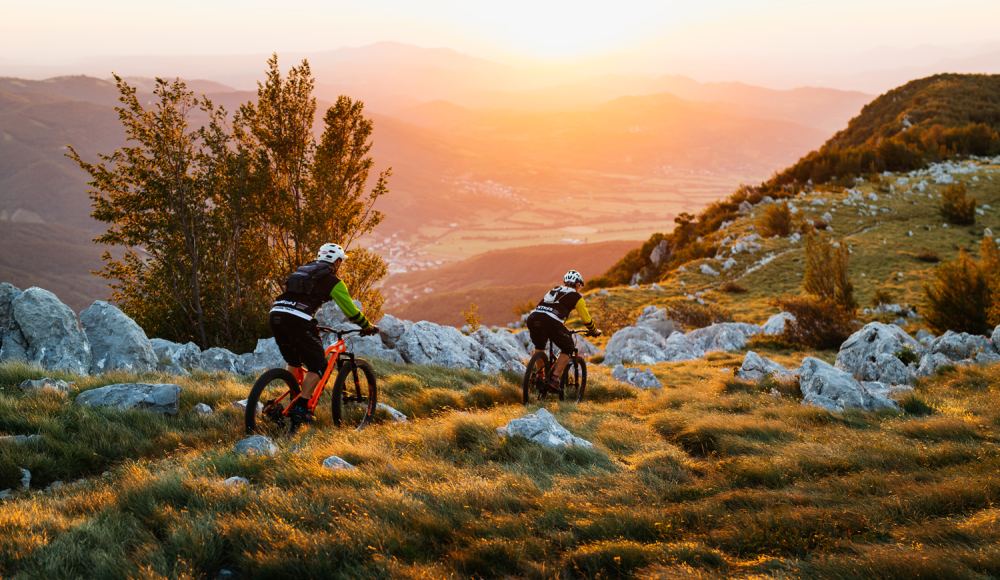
[522, 329, 588, 405]
[244, 327, 377, 435]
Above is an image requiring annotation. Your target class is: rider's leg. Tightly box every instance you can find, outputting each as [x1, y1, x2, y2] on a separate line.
[298, 370, 321, 402]
[551, 353, 571, 379]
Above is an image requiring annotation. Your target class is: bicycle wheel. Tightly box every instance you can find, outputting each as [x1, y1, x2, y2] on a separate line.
[560, 355, 588, 403]
[523, 352, 549, 405]
[332, 359, 377, 429]
[245, 368, 300, 435]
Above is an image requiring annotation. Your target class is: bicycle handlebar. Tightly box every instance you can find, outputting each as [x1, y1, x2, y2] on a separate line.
[316, 326, 363, 339]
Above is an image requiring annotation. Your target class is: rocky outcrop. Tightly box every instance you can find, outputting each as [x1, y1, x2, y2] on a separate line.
[835, 323, 922, 384]
[334, 334, 406, 365]
[926, 331, 996, 361]
[993, 326, 1000, 353]
[914, 353, 965, 377]
[198, 347, 241, 374]
[916, 329, 935, 346]
[150, 338, 201, 368]
[634, 306, 680, 338]
[0, 283, 28, 362]
[496, 408, 592, 448]
[233, 435, 278, 456]
[798, 357, 901, 412]
[686, 323, 761, 353]
[603, 326, 673, 365]
[238, 338, 286, 376]
[19, 378, 71, 395]
[11, 288, 91, 375]
[610, 365, 662, 388]
[75, 383, 182, 414]
[378, 315, 412, 349]
[470, 329, 527, 374]
[735, 351, 796, 382]
[575, 336, 603, 359]
[761, 312, 795, 335]
[80, 301, 157, 374]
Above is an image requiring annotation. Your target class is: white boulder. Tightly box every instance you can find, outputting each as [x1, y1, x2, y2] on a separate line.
[198, 347, 241, 374]
[927, 330, 996, 361]
[761, 312, 795, 335]
[610, 365, 662, 388]
[496, 408, 592, 449]
[79, 301, 157, 374]
[735, 351, 795, 382]
[634, 306, 680, 338]
[19, 377, 71, 395]
[835, 323, 922, 383]
[11, 287, 91, 375]
[0, 283, 28, 362]
[75, 383, 182, 414]
[193, 403, 213, 416]
[798, 357, 899, 412]
[469, 329, 527, 374]
[685, 323, 761, 353]
[377, 403, 408, 422]
[233, 435, 278, 457]
[150, 338, 201, 368]
[322, 456, 356, 471]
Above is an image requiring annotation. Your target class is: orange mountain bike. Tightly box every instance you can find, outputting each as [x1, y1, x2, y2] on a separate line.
[244, 327, 377, 435]
[522, 329, 588, 405]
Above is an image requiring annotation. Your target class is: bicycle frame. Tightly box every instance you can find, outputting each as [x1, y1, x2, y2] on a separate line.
[264, 330, 357, 416]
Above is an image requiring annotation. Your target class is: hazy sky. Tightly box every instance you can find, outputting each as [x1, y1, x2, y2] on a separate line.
[3, 0, 999, 66]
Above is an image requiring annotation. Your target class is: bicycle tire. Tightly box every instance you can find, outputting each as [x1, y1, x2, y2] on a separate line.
[523, 351, 549, 405]
[332, 358, 377, 430]
[560, 355, 588, 403]
[245, 368, 300, 435]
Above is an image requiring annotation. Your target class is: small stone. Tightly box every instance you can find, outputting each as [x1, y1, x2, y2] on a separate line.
[221, 476, 249, 488]
[233, 435, 278, 457]
[322, 456, 356, 471]
[20, 468, 30, 489]
[193, 403, 213, 416]
[233, 399, 263, 415]
[19, 378, 70, 395]
[376, 403, 408, 422]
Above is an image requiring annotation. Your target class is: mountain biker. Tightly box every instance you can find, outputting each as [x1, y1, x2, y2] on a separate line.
[526, 270, 601, 393]
[269, 243, 379, 435]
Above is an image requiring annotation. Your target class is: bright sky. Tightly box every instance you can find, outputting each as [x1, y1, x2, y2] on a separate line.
[2, 0, 999, 65]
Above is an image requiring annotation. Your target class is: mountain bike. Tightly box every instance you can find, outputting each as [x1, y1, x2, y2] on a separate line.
[244, 327, 377, 435]
[522, 329, 589, 405]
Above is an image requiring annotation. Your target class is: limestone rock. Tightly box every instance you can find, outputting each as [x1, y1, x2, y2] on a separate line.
[396, 321, 480, 370]
[993, 325, 1000, 352]
[0, 283, 27, 362]
[198, 347, 241, 374]
[735, 351, 795, 382]
[377, 403, 407, 422]
[237, 338, 285, 375]
[233, 435, 278, 457]
[378, 315, 412, 349]
[798, 357, 898, 412]
[19, 377, 70, 395]
[496, 408, 592, 449]
[233, 399, 263, 415]
[761, 312, 795, 335]
[470, 329, 527, 374]
[20, 468, 30, 489]
[603, 326, 670, 365]
[76, 383, 182, 414]
[0, 434, 43, 445]
[150, 339, 201, 368]
[685, 323, 761, 353]
[915, 352, 957, 377]
[322, 456, 356, 470]
[916, 329, 935, 346]
[221, 476, 248, 488]
[610, 365, 662, 388]
[315, 299, 363, 331]
[80, 301, 157, 374]
[976, 350, 1000, 366]
[927, 330, 996, 361]
[11, 287, 91, 375]
[835, 322, 922, 383]
[700, 264, 719, 276]
[333, 334, 405, 365]
[157, 364, 191, 377]
[495, 329, 532, 357]
[575, 336, 603, 359]
[634, 306, 680, 338]
[193, 403, 213, 416]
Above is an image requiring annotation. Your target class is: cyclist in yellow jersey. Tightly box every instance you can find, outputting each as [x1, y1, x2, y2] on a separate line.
[526, 270, 601, 392]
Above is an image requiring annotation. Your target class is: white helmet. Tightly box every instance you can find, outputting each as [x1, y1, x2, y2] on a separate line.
[317, 243, 348, 264]
[564, 270, 584, 287]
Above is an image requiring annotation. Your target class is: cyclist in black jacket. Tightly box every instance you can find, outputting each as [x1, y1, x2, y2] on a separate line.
[269, 243, 378, 434]
[526, 270, 601, 392]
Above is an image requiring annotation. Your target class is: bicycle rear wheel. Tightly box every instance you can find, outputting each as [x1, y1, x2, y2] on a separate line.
[332, 359, 377, 430]
[560, 355, 588, 403]
[245, 368, 300, 435]
[523, 352, 549, 405]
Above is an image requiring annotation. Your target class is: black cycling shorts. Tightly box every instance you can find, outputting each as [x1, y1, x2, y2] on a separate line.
[269, 311, 328, 376]
[526, 311, 575, 355]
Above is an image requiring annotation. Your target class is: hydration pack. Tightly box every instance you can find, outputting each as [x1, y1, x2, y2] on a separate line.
[284, 261, 332, 296]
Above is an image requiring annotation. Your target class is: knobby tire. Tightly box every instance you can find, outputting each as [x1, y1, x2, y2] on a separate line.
[560, 355, 587, 403]
[245, 368, 300, 435]
[332, 359, 377, 430]
[523, 352, 549, 405]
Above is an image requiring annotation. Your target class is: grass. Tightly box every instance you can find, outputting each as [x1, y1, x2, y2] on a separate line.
[3, 350, 1000, 579]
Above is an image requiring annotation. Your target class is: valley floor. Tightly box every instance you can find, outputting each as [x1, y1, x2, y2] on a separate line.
[1, 348, 999, 580]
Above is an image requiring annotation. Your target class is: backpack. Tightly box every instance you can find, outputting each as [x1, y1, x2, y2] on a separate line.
[285, 261, 333, 296]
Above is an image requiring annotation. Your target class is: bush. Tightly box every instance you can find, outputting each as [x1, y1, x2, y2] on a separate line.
[587, 295, 638, 335]
[719, 280, 749, 293]
[895, 345, 920, 366]
[922, 245, 993, 335]
[804, 233, 857, 312]
[774, 296, 857, 350]
[744, 333, 802, 352]
[510, 299, 535, 318]
[663, 299, 734, 330]
[916, 249, 941, 263]
[871, 289, 894, 309]
[939, 182, 977, 225]
[760, 203, 794, 237]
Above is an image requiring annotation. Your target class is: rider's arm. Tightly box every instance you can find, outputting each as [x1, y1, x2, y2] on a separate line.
[329, 281, 372, 329]
[574, 297, 598, 333]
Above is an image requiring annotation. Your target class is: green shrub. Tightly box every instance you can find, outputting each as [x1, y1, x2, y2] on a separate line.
[760, 202, 794, 237]
[895, 345, 920, 366]
[922, 245, 993, 335]
[898, 392, 935, 416]
[804, 233, 857, 312]
[939, 182, 977, 225]
[774, 296, 857, 350]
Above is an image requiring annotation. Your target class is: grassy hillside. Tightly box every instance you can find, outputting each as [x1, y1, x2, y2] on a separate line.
[3, 344, 1000, 578]
[388, 283, 552, 327]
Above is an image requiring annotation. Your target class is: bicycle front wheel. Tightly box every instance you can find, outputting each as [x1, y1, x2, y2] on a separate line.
[560, 355, 588, 403]
[523, 352, 549, 405]
[245, 368, 300, 435]
[332, 359, 377, 430]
